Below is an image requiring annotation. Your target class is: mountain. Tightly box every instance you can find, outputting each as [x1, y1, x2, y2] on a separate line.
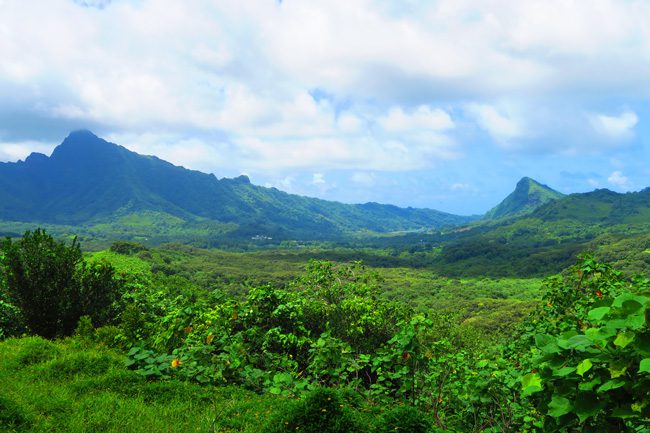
[0, 130, 475, 241]
[484, 177, 564, 220]
[425, 185, 650, 277]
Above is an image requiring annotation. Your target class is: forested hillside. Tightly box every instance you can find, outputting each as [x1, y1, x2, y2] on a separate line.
[1, 230, 649, 432]
[0, 131, 474, 241]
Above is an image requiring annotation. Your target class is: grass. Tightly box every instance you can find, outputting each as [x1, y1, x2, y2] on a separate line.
[0, 337, 406, 433]
[0, 337, 278, 433]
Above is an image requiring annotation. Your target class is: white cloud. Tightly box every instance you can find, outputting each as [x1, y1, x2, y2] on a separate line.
[607, 170, 632, 189]
[590, 111, 638, 139]
[466, 103, 524, 142]
[1, 0, 650, 181]
[450, 183, 476, 192]
[379, 106, 454, 132]
[0, 140, 57, 162]
[312, 173, 326, 185]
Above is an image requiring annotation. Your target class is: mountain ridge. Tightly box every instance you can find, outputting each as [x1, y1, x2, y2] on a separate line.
[0, 130, 476, 240]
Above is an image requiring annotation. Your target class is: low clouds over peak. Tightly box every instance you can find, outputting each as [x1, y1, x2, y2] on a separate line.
[1, 0, 649, 213]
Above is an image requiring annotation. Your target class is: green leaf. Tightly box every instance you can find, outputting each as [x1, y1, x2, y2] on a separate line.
[612, 293, 647, 309]
[588, 306, 610, 321]
[612, 408, 637, 419]
[576, 359, 593, 376]
[574, 393, 603, 423]
[614, 331, 635, 348]
[553, 366, 576, 377]
[521, 373, 543, 397]
[639, 358, 650, 374]
[624, 313, 646, 330]
[585, 326, 616, 342]
[579, 377, 601, 391]
[535, 334, 560, 354]
[562, 335, 593, 351]
[548, 395, 572, 418]
[609, 360, 628, 379]
[597, 380, 625, 392]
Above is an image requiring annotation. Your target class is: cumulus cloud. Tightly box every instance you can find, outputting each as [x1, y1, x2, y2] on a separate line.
[1, 0, 650, 210]
[73, 0, 112, 9]
[0, 140, 57, 162]
[590, 111, 638, 139]
[465, 103, 525, 143]
[312, 173, 326, 185]
[379, 106, 454, 132]
[608, 170, 632, 189]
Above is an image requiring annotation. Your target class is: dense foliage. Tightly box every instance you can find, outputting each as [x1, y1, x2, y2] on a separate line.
[0, 229, 120, 338]
[1, 229, 650, 432]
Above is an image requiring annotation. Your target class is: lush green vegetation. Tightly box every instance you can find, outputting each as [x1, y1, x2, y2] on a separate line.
[0, 131, 473, 245]
[2, 230, 650, 432]
[484, 177, 564, 220]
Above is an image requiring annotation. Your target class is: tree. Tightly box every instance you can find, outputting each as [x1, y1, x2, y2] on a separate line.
[1, 229, 119, 338]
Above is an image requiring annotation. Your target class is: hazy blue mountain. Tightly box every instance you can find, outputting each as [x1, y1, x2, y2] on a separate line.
[484, 177, 565, 220]
[0, 130, 475, 240]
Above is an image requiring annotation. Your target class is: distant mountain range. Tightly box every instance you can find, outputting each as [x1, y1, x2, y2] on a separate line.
[0, 130, 475, 240]
[3, 130, 649, 249]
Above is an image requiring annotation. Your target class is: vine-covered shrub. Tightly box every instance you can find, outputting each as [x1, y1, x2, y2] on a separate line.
[520, 255, 650, 431]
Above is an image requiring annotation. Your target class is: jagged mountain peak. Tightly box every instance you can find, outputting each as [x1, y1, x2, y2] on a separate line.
[484, 177, 564, 220]
[0, 131, 475, 238]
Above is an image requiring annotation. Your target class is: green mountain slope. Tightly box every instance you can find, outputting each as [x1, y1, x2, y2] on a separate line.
[0, 131, 474, 241]
[433, 185, 650, 276]
[484, 177, 564, 220]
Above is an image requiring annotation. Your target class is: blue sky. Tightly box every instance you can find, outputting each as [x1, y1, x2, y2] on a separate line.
[1, 0, 649, 215]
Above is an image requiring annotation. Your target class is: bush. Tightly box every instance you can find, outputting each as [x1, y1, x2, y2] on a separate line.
[263, 387, 360, 433]
[377, 405, 432, 433]
[1, 229, 120, 338]
[109, 241, 148, 255]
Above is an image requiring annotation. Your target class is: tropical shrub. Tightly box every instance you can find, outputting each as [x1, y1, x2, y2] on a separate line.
[1, 230, 121, 338]
[521, 255, 650, 431]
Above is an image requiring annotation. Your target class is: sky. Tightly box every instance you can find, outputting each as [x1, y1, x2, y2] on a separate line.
[1, 0, 650, 215]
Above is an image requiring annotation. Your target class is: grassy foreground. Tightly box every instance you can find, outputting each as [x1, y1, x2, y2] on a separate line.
[0, 337, 413, 433]
[0, 337, 279, 433]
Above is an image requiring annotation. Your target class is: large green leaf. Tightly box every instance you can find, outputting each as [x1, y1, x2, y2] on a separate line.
[576, 359, 593, 377]
[559, 335, 593, 351]
[597, 379, 625, 392]
[521, 372, 543, 396]
[612, 293, 647, 310]
[624, 313, 646, 330]
[535, 334, 560, 354]
[609, 360, 628, 379]
[588, 306, 610, 321]
[579, 377, 601, 391]
[548, 395, 572, 418]
[553, 366, 576, 377]
[640, 358, 650, 374]
[614, 331, 635, 348]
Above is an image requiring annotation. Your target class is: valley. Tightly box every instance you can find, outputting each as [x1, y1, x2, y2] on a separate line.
[1, 132, 649, 432]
